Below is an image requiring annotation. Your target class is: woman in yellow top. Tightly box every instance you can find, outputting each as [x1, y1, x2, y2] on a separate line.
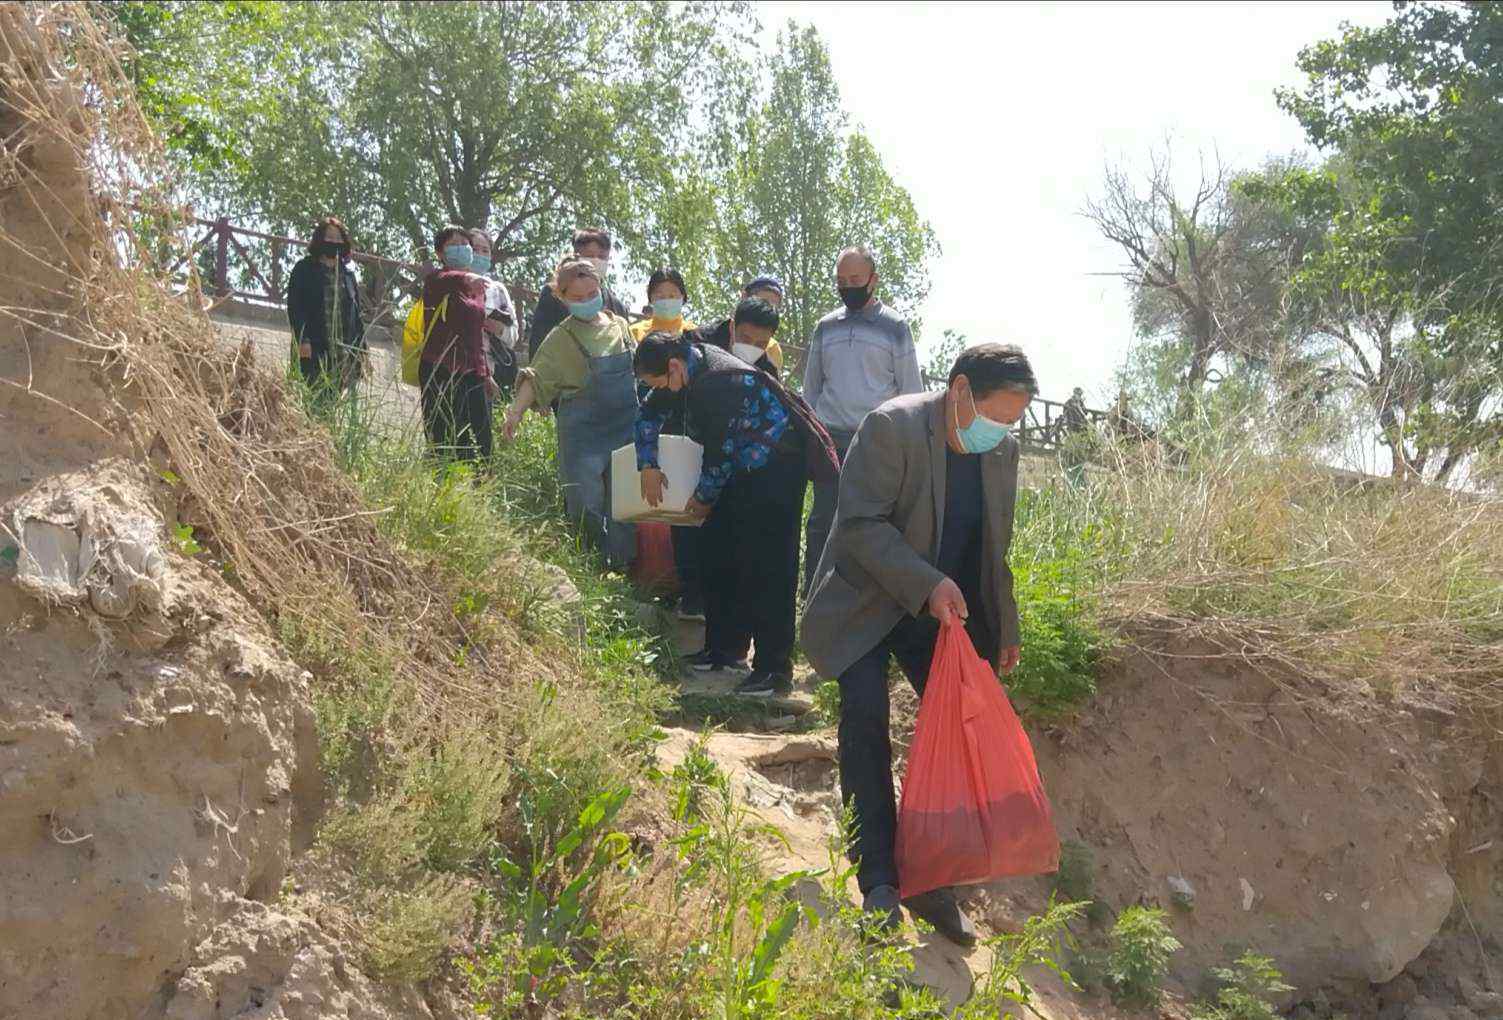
[502, 258, 637, 568]
[629, 266, 695, 343]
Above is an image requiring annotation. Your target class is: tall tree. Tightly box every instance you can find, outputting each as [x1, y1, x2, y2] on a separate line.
[628, 23, 939, 371]
[109, 4, 939, 360]
[1247, 165, 1503, 481]
[1084, 146, 1319, 426]
[1267, 1, 1503, 480]
[110, 0, 755, 286]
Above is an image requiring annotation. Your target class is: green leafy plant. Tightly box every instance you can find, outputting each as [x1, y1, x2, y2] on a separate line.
[1051, 839, 1108, 923]
[1191, 952, 1294, 1020]
[958, 898, 1088, 1017]
[468, 785, 632, 1006]
[812, 679, 841, 727]
[1003, 488, 1103, 716]
[1107, 905, 1182, 1006]
[669, 738, 729, 823]
[171, 522, 202, 555]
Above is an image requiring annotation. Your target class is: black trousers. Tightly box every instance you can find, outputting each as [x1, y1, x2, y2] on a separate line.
[418, 361, 493, 462]
[701, 449, 805, 674]
[837, 611, 997, 894]
[802, 428, 855, 597]
[297, 341, 332, 387]
[671, 524, 702, 602]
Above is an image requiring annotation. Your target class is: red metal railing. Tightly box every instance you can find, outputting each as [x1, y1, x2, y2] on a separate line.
[171, 216, 430, 322]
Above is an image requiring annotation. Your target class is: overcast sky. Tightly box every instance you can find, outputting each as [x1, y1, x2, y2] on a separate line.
[756, 1, 1395, 409]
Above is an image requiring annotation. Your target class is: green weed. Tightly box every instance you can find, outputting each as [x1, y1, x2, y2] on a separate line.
[957, 898, 1088, 1018]
[812, 679, 841, 727]
[465, 785, 633, 1008]
[1106, 905, 1182, 1006]
[1051, 839, 1107, 922]
[171, 522, 203, 555]
[1191, 952, 1294, 1020]
[1005, 488, 1103, 716]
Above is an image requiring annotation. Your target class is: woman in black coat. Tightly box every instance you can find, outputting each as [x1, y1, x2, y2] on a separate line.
[286, 216, 366, 393]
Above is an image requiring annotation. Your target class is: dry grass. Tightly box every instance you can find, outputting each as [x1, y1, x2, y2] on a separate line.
[0, 1, 667, 988]
[1029, 430, 1503, 708]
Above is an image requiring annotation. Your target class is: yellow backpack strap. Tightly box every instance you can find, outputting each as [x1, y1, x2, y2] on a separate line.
[422, 293, 449, 343]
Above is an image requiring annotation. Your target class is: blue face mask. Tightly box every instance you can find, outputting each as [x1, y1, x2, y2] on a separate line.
[470, 254, 492, 274]
[651, 297, 684, 320]
[957, 388, 1011, 454]
[568, 293, 604, 320]
[442, 243, 473, 269]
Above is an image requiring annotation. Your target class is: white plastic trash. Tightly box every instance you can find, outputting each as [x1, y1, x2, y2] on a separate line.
[611, 435, 705, 526]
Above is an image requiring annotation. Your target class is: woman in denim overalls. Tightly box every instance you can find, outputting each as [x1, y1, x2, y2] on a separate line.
[502, 259, 637, 569]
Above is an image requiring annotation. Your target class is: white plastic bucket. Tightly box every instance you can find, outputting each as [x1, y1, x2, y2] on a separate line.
[611, 435, 705, 526]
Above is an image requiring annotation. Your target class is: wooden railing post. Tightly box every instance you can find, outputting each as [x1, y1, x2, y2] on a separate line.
[270, 238, 284, 299]
[213, 217, 230, 297]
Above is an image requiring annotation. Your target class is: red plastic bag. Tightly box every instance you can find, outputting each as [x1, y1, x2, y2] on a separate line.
[895, 622, 1060, 900]
[629, 522, 678, 594]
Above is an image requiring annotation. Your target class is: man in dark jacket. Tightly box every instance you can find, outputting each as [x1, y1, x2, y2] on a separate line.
[691, 296, 782, 378]
[634, 335, 813, 697]
[526, 227, 629, 360]
[799, 343, 1036, 946]
[286, 216, 366, 393]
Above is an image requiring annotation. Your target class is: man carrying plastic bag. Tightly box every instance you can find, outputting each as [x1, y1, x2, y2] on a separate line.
[800, 343, 1058, 946]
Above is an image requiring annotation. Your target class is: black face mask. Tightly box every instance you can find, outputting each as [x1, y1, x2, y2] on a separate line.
[839, 281, 873, 312]
[312, 239, 347, 258]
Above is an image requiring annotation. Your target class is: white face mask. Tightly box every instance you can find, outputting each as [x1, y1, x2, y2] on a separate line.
[587, 256, 609, 278]
[732, 341, 763, 364]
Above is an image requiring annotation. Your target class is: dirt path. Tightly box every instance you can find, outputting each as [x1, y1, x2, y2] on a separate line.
[653, 617, 1148, 1017]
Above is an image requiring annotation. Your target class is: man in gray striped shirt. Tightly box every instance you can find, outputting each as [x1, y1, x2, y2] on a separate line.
[801, 245, 924, 595]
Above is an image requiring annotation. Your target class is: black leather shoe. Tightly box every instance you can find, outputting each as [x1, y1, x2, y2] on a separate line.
[862, 883, 903, 935]
[902, 886, 978, 948]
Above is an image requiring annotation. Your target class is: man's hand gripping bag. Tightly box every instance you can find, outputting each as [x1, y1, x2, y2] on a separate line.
[895, 622, 1060, 900]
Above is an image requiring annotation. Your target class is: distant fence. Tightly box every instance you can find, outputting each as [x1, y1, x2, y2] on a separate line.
[151, 214, 536, 332]
[920, 371, 1110, 453]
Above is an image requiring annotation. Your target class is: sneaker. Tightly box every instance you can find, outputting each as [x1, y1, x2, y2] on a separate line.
[734, 671, 794, 698]
[685, 649, 748, 673]
[861, 884, 903, 936]
[676, 592, 706, 621]
[902, 886, 978, 948]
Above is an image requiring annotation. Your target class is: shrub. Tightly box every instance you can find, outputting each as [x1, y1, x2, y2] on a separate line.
[812, 679, 842, 727]
[1191, 952, 1294, 1020]
[1006, 488, 1103, 716]
[1106, 905, 1181, 1005]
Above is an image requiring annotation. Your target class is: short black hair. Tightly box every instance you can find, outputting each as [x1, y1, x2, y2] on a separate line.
[633, 331, 691, 377]
[647, 267, 687, 301]
[743, 274, 783, 298]
[572, 227, 612, 252]
[733, 296, 779, 332]
[949, 342, 1038, 398]
[433, 224, 468, 253]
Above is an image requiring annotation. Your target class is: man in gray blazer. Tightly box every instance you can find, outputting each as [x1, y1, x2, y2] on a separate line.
[799, 342, 1036, 944]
